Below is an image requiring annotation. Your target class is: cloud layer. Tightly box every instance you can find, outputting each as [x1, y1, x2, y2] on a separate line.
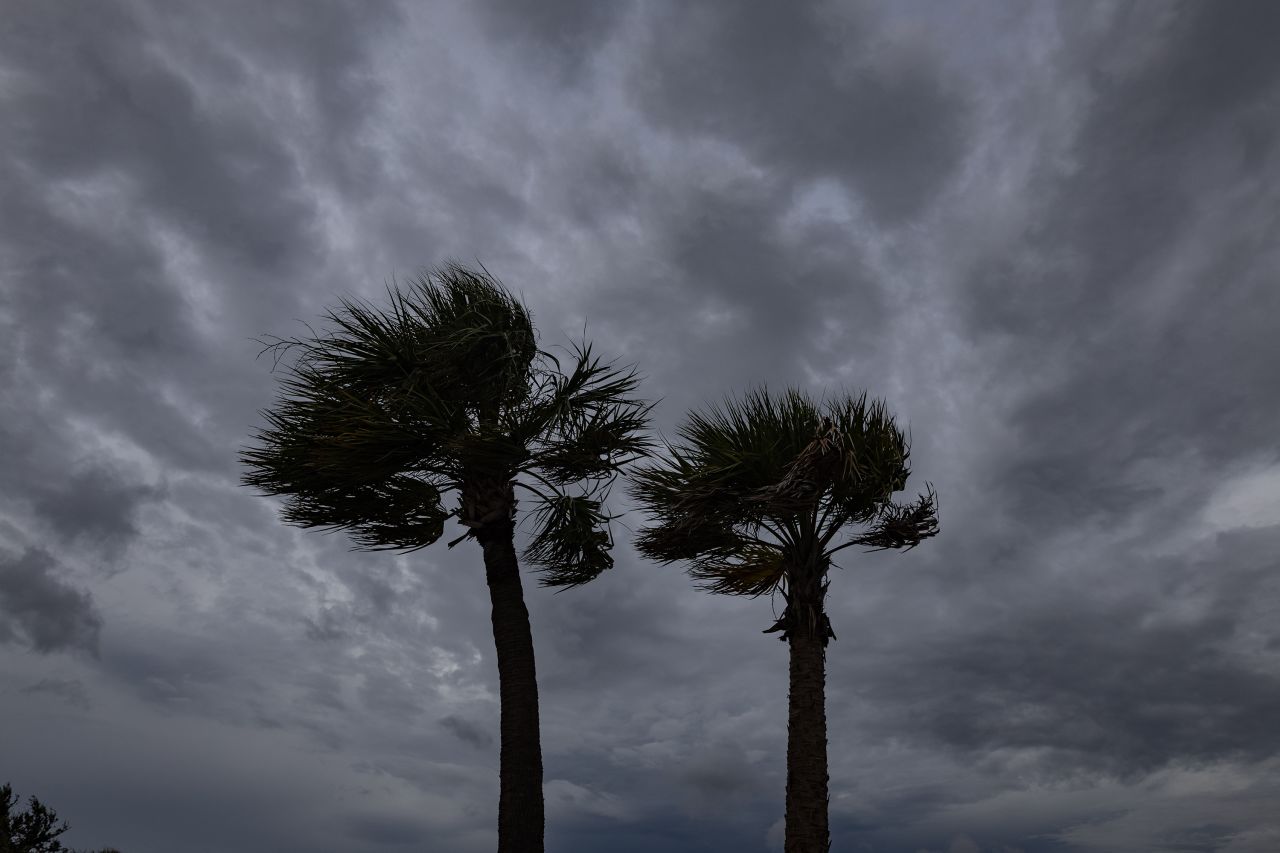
[2, 2, 1278, 851]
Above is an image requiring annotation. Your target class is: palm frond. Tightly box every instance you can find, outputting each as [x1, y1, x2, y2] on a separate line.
[632, 498, 741, 566]
[686, 540, 787, 597]
[255, 261, 538, 429]
[523, 491, 616, 589]
[838, 482, 940, 554]
[531, 402, 654, 484]
[271, 471, 449, 552]
[517, 340, 657, 480]
[630, 387, 829, 563]
[396, 261, 540, 417]
[244, 365, 461, 483]
[501, 339, 655, 586]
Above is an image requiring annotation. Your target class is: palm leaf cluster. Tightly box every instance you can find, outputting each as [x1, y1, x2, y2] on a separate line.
[240, 261, 654, 587]
[630, 387, 938, 599]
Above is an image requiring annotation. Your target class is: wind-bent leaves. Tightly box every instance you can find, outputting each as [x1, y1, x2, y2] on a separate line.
[240, 260, 656, 584]
[630, 385, 938, 596]
[523, 492, 615, 589]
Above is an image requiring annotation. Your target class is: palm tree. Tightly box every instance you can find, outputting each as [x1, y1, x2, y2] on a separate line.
[629, 387, 938, 853]
[240, 261, 653, 853]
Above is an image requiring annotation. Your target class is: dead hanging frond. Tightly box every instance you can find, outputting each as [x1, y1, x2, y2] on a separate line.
[761, 571, 837, 647]
[686, 540, 787, 598]
[750, 414, 850, 511]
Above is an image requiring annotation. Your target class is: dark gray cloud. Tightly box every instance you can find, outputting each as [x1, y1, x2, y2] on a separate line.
[343, 812, 432, 847]
[440, 714, 494, 750]
[1, 1, 1278, 852]
[28, 465, 164, 560]
[861, 537, 1280, 781]
[19, 677, 92, 711]
[0, 549, 102, 656]
[471, 0, 628, 86]
[965, 2, 1280, 540]
[678, 740, 765, 816]
[631, 0, 972, 223]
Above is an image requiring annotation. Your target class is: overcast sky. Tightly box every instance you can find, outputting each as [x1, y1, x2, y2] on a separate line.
[2, 2, 1279, 852]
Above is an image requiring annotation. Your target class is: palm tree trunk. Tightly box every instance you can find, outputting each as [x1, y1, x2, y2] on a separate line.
[476, 515, 544, 853]
[785, 629, 830, 853]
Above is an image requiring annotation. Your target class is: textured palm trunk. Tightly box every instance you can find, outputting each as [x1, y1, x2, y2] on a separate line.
[475, 508, 544, 853]
[784, 598, 831, 853]
[785, 633, 830, 852]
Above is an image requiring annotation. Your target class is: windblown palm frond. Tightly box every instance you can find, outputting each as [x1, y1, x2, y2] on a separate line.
[519, 340, 654, 484]
[523, 493, 616, 589]
[283, 473, 451, 553]
[511, 339, 657, 587]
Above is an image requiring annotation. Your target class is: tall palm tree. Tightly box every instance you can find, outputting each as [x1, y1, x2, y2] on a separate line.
[240, 261, 653, 853]
[629, 387, 938, 853]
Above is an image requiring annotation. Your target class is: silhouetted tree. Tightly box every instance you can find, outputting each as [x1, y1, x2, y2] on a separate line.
[241, 261, 653, 852]
[1, 783, 69, 853]
[0, 783, 121, 853]
[631, 387, 938, 853]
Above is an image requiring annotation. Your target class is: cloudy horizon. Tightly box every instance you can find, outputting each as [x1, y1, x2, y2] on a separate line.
[3, 1, 1279, 851]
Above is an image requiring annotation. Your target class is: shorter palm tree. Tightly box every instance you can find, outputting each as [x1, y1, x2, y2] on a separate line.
[630, 387, 938, 853]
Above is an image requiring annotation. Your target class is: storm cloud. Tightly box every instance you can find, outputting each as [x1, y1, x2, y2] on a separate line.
[2, 2, 1278, 852]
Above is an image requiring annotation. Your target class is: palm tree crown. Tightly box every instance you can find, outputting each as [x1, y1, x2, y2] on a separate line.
[631, 386, 938, 624]
[240, 261, 654, 587]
